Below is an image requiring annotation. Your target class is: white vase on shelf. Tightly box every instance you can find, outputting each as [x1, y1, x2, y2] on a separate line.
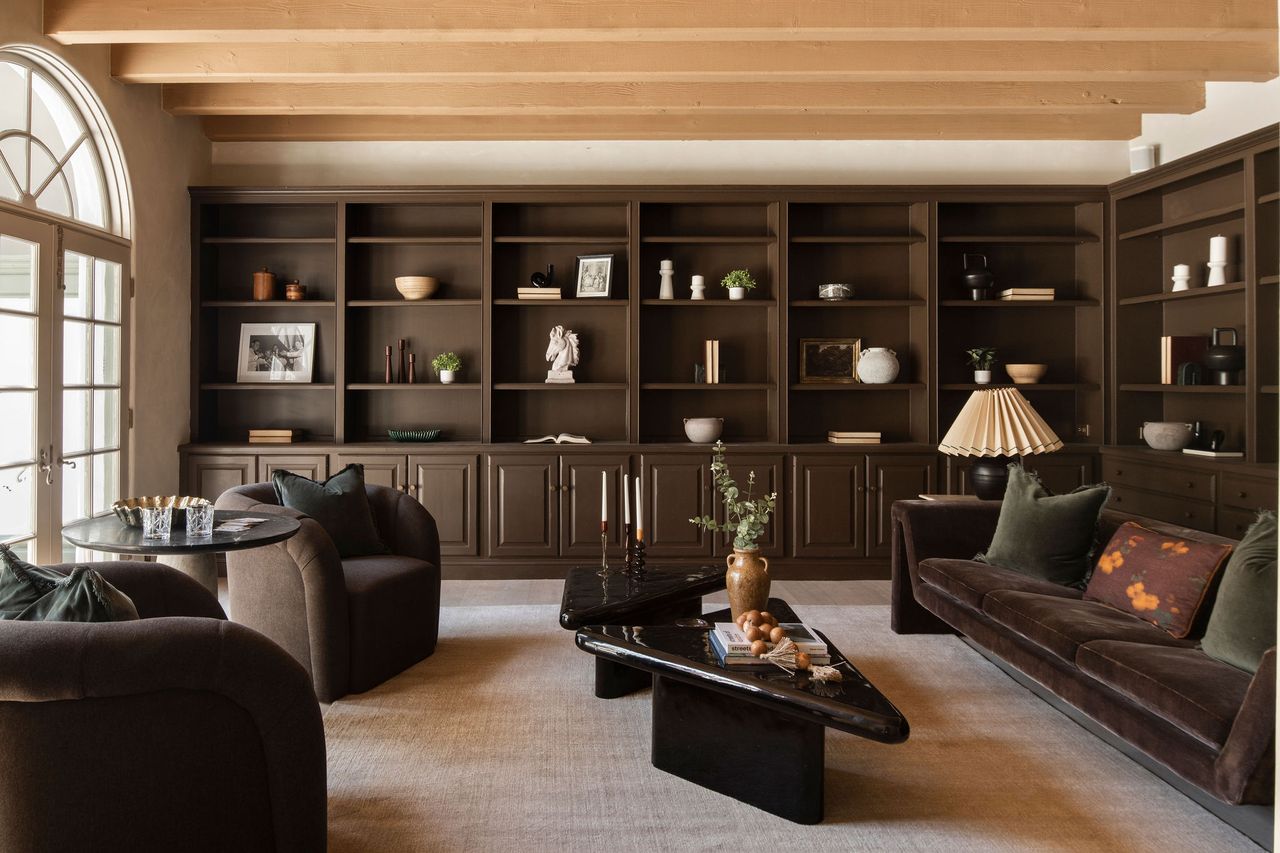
[438, 369, 456, 384]
[659, 259, 675, 300]
[1170, 263, 1191, 292]
[690, 275, 706, 300]
[974, 370, 992, 384]
[857, 348, 899, 384]
[728, 287, 746, 301]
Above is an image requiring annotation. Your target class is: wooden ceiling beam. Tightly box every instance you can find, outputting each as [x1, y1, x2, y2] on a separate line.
[163, 81, 1203, 117]
[113, 40, 1279, 84]
[200, 112, 1142, 141]
[47, 0, 1278, 44]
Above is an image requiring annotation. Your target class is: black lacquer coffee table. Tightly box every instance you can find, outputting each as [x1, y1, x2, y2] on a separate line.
[559, 563, 725, 699]
[575, 598, 909, 824]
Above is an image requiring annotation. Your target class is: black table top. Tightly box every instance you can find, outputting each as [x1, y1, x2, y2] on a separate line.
[62, 510, 300, 556]
[575, 597, 909, 743]
[559, 563, 726, 630]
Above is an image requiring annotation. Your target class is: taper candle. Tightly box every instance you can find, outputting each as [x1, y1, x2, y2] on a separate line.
[623, 474, 630, 524]
[634, 476, 643, 539]
[601, 471, 608, 525]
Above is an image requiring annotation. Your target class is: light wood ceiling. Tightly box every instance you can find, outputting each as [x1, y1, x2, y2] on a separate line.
[45, 0, 1278, 141]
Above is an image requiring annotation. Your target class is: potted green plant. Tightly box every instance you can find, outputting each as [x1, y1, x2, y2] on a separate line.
[432, 351, 461, 384]
[690, 441, 778, 619]
[965, 347, 997, 384]
[720, 269, 757, 301]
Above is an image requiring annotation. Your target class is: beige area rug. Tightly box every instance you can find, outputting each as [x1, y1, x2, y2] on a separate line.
[323, 604, 1257, 852]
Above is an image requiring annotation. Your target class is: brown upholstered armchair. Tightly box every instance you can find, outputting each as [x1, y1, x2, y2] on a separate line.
[216, 482, 442, 703]
[0, 561, 326, 853]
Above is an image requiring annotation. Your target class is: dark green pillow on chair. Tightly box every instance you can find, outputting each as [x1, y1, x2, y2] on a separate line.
[976, 463, 1112, 587]
[0, 546, 138, 622]
[1201, 511, 1277, 673]
[273, 464, 388, 558]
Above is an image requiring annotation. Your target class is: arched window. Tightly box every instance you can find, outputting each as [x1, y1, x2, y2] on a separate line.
[0, 47, 131, 563]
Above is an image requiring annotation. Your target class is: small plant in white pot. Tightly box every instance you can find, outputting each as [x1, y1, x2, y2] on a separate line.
[965, 347, 997, 384]
[720, 269, 757, 301]
[432, 351, 461, 384]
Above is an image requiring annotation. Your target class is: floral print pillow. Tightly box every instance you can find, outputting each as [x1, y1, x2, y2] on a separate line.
[1084, 521, 1233, 638]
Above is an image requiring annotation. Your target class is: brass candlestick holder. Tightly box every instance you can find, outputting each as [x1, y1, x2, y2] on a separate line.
[626, 525, 646, 575]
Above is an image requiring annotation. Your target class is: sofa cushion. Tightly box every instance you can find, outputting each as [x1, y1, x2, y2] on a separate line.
[1202, 512, 1277, 673]
[273, 464, 388, 558]
[918, 557, 1083, 612]
[977, 464, 1111, 587]
[2, 565, 138, 623]
[1084, 522, 1233, 639]
[984, 590, 1194, 664]
[0, 544, 63, 617]
[1077, 640, 1253, 749]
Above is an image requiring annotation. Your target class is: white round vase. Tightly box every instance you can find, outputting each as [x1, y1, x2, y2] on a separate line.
[857, 347, 899, 384]
[439, 369, 456, 384]
[728, 287, 746, 301]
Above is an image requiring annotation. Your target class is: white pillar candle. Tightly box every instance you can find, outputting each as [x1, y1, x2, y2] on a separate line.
[634, 476, 643, 538]
[1173, 263, 1190, 277]
[1209, 235, 1227, 263]
[623, 474, 630, 524]
[601, 471, 607, 526]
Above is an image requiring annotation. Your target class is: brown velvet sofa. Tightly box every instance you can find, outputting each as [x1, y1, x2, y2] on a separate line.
[891, 500, 1274, 808]
[217, 482, 442, 703]
[0, 561, 326, 852]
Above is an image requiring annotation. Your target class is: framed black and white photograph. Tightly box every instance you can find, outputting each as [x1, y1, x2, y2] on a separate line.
[236, 323, 317, 383]
[575, 254, 613, 298]
[799, 338, 861, 384]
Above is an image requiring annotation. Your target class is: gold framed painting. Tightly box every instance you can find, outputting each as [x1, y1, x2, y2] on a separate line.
[799, 338, 861, 384]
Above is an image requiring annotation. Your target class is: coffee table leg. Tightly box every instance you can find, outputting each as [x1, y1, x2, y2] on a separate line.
[163, 553, 219, 597]
[592, 596, 704, 699]
[650, 675, 825, 824]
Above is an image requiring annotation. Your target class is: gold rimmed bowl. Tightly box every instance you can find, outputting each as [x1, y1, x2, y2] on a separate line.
[112, 496, 211, 528]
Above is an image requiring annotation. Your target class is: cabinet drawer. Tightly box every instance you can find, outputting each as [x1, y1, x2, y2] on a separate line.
[1218, 506, 1263, 540]
[1108, 485, 1215, 533]
[1103, 458, 1214, 503]
[1219, 472, 1277, 512]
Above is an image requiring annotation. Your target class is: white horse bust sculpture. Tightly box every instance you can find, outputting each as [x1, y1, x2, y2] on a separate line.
[545, 325, 580, 384]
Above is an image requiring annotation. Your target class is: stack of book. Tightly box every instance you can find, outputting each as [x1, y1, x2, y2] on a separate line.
[1000, 288, 1056, 301]
[827, 430, 881, 445]
[1160, 334, 1208, 384]
[709, 622, 831, 667]
[703, 339, 720, 385]
[248, 429, 295, 445]
[517, 287, 562, 301]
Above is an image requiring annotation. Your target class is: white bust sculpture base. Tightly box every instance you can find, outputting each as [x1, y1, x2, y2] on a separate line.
[546, 369, 576, 384]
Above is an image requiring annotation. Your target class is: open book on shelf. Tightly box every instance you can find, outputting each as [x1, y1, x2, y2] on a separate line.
[523, 433, 591, 445]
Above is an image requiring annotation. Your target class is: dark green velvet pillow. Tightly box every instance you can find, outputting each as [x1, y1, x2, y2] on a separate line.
[273, 463, 388, 558]
[1201, 512, 1277, 673]
[0, 546, 138, 622]
[976, 463, 1112, 587]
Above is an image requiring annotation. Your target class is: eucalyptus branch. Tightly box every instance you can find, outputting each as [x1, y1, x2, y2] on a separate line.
[689, 440, 778, 550]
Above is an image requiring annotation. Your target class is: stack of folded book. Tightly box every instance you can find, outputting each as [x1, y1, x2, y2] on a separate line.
[709, 622, 831, 666]
[827, 430, 881, 445]
[248, 428, 295, 445]
[1000, 288, 1056, 301]
[517, 287, 562, 301]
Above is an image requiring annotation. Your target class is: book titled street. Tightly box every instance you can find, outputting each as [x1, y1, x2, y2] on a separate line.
[828, 430, 882, 445]
[523, 433, 591, 444]
[248, 428, 296, 445]
[517, 287, 562, 301]
[1000, 288, 1056, 301]
[710, 622, 830, 666]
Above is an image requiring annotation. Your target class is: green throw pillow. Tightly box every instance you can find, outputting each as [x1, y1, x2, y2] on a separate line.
[1201, 511, 1277, 673]
[0, 544, 64, 618]
[273, 464, 388, 558]
[0, 546, 138, 623]
[976, 463, 1112, 587]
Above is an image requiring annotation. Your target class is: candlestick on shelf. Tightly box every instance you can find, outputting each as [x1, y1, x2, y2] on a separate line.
[397, 338, 407, 383]
[634, 476, 643, 543]
[384, 346, 393, 384]
[598, 519, 609, 576]
[601, 471, 608, 526]
[623, 473, 630, 525]
[1207, 235, 1228, 287]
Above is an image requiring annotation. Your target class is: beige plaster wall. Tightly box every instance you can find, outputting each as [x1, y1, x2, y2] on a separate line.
[1132, 78, 1280, 166]
[1, 0, 209, 494]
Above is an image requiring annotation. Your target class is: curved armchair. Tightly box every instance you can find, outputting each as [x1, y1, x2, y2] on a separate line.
[0, 562, 326, 853]
[217, 482, 442, 702]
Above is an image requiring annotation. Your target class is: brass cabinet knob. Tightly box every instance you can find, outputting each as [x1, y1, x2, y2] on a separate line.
[1239, 490, 1248, 499]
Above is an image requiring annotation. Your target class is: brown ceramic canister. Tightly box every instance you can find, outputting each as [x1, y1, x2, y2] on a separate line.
[252, 267, 276, 301]
[284, 281, 306, 301]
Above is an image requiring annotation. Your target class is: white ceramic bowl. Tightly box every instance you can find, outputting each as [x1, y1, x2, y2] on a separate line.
[1142, 421, 1194, 451]
[395, 276, 439, 300]
[683, 417, 724, 443]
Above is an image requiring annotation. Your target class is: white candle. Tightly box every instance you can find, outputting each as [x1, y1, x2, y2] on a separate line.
[1209, 235, 1227, 263]
[601, 471, 607, 526]
[623, 474, 630, 524]
[1173, 263, 1190, 277]
[634, 476, 643, 538]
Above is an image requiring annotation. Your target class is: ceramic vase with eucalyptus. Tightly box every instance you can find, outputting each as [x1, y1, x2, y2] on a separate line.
[726, 547, 770, 620]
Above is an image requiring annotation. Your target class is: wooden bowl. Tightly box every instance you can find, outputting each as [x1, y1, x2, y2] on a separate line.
[395, 276, 439, 300]
[112, 496, 211, 528]
[1004, 363, 1048, 384]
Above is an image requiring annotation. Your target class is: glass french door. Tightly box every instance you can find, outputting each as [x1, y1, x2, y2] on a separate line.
[0, 208, 128, 563]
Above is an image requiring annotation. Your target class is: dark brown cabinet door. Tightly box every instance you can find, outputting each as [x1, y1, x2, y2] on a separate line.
[258, 454, 329, 483]
[947, 452, 1095, 497]
[411, 454, 478, 557]
[713, 454, 784, 558]
[184, 454, 257, 501]
[487, 454, 558, 558]
[641, 453, 712, 557]
[560, 454, 630, 557]
[866, 455, 937, 557]
[331, 454, 408, 492]
[792, 455, 863, 558]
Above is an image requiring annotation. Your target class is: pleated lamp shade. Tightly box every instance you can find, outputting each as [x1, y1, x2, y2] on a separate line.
[939, 387, 1064, 457]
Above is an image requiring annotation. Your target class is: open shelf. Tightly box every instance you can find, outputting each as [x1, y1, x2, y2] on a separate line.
[790, 299, 925, 308]
[641, 235, 774, 245]
[939, 299, 1099, 308]
[202, 236, 336, 245]
[938, 234, 1098, 244]
[492, 236, 626, 245]
[347, 299, 482, 307]
[201, 300, 336, 308]
[493, 299, 627, 307]
[347, 236, 482, 245]
[1263, 386, 1279, 394]
[493, 382, 627, 391]
[790, 383, 924, 391]
[790, 235, 924, 245]
[1116, 202, 1247, 241]
[1119, 384, 1247, 394]
[1261, 275, 1280, 286]
[641, 299, 776, 307]
[201, 383, 336, 391]
[1117, 282, 1246, 306]
[641, 383, 771, 391]
[1260, 191, 1280, 205]
[346, 383, 482, 391]
[939, 383, 1098, 391]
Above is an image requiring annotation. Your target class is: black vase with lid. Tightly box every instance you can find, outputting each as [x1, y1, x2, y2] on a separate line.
[1204, 327, 1245, 385]
[963, 253, 994, 300]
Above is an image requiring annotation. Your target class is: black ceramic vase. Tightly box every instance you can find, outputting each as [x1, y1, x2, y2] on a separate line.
[970, 456, 1016, 500]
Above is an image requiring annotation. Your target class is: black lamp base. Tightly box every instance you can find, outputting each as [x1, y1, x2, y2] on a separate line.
[970, 456, 1018, 500]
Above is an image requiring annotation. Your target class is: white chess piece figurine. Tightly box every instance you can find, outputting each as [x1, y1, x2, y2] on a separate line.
[545, 325, 580, 383]
[659, 260, 675, 300]
[690, 275, 706, 300]
[1171, 263, 1191, 292]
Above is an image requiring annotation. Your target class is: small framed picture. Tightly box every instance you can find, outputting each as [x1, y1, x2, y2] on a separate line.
[799, 338, 861, 384]
[237, 323, 317, 383]
[575, 254, 613, 298]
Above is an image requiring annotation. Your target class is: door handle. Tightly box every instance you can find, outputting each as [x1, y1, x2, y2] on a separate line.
[38, 448, 53, 486]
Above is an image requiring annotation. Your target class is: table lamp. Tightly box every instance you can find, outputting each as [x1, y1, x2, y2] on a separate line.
[939, 386, 1063, 500]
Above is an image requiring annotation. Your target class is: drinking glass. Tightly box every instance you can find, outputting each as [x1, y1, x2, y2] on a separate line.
[186, 503, 214, 538]
[140, 506, 172, 540]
